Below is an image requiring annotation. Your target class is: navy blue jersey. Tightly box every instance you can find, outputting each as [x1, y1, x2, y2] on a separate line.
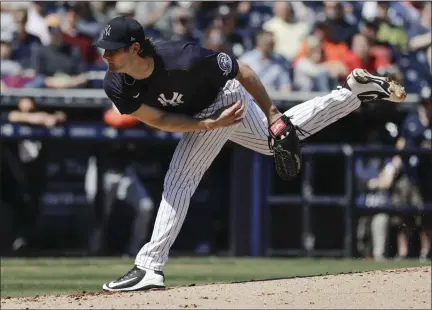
[103, 40, 239, 116]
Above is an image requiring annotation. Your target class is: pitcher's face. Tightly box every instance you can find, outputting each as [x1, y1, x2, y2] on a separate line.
[103, 47, 131, 72]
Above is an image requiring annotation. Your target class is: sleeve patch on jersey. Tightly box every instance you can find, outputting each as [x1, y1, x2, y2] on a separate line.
[217, 53, 233, 76]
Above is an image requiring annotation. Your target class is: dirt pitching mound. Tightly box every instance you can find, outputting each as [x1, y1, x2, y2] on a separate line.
[2, 266, 430, 309]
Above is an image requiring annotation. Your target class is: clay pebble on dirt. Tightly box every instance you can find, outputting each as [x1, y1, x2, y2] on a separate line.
[2, 266, 431, 309]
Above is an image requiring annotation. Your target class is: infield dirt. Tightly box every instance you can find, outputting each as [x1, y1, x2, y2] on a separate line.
[2, 266, 430, 309]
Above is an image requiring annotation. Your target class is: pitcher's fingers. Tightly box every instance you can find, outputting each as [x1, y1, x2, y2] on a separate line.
[233, 101, 245, 114]
[230, 100, 242, 108]
[231, 101, 243, 112]
[233, 106, 244, 118]
[229, 118, 244, 126]
[269, 138, 275, 147]
[225, 102, 241, 115]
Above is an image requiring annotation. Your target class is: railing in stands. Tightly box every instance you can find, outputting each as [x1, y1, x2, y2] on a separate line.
[0, 91, 428, 257]
[0, 88, 421, 110]
[258, 145, 432, 258]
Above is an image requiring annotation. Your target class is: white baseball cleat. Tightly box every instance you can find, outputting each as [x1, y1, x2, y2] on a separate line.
[102, 265, 165, 291]
[344, 68, 407, 103]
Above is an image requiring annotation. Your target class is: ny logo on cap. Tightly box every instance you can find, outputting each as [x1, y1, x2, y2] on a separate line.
[104, 25, 111, 37]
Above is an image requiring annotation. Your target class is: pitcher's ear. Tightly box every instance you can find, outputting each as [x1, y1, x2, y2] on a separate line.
[132, 42, 140, 55]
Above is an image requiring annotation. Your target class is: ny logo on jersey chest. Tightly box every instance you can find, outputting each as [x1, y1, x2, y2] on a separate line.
[157, 92, 184, 107]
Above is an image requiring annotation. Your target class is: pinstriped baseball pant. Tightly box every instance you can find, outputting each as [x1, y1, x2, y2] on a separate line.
[136, 80, 361, 270]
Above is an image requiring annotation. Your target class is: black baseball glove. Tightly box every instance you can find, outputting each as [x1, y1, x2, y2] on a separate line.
[268, 115, 304, 181]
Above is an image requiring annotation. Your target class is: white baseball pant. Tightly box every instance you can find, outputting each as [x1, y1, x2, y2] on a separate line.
[135, 79, 361, 270]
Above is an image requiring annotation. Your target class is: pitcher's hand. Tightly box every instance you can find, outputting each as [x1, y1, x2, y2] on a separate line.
[204, 100, 244, 130]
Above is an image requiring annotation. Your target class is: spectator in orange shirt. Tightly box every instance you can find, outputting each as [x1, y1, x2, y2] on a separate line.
[294, 20, 349, 84]
[344, 33, 391, 76]
[104, 104, 140, 129]
[295, 20, 350, 63]
[293, 36, 333, 92]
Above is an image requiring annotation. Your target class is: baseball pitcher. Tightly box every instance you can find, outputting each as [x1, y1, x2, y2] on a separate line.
[97, 17, 406, 291]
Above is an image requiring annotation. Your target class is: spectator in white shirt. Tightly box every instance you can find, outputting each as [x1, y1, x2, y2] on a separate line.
[262, 2, 309, 61]
[25, 2, 52, 46]
[240, 30, 292, 93]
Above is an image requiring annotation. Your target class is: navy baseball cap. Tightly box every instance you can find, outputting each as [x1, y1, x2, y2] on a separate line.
[95, 16, 146, 50]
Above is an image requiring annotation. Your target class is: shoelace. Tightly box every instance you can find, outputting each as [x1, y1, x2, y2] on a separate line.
[116, 266, 140, 282]
[294, 124, 313, 166]
[294, 124, 311, 142]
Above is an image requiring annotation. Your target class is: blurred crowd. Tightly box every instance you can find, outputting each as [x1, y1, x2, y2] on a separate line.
[1, 1, 431, 93]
